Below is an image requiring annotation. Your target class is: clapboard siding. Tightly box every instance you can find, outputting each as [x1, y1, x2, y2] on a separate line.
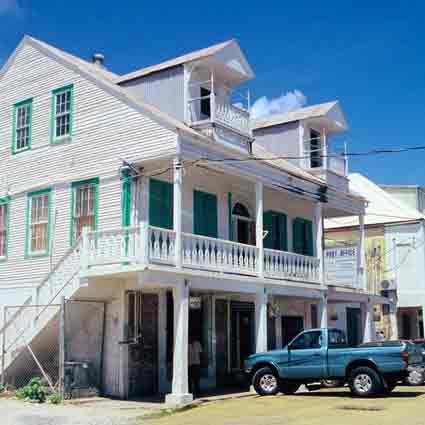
[120, 66, 185, 121]
[0, 42, 178, 289]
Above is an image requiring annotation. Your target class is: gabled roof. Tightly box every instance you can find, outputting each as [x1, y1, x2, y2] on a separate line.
[252, 100, 348, 132]
[325, 173, 425, 229]
[116, 39, 254, 83]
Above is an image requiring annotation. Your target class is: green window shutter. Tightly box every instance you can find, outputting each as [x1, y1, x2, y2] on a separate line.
[149, 178, 173, 229]
[263, 211, 274, 249]
[194, 190, 218, 238]
[121, 169, 131, 227]
[305, 219, 314, 256]
[278, 213, 288, 251]
[228, 192, 233, 241]
[293, 218, 304, 254]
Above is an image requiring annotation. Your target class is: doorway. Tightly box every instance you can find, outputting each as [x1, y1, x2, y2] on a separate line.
[230, 301, 254, 370]
[346, 307, 362, 346]
[232, 203, 255, 245]
[282, 316, 304, 347]
[402, 313, 412, 339]
[127, 292, 159, 398]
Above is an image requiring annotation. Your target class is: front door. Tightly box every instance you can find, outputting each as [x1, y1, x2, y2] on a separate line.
[231, 302, 254, 370]
[128, 293, 158, 398]
[346, 307, 361, 346]
[282, 316, 304, 347]
[285, 330, 326, 380]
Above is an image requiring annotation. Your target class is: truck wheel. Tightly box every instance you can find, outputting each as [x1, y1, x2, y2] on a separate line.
[253, 367, 279, 396]
[280, 382, 301, 395]
[349, 367, 383, 397]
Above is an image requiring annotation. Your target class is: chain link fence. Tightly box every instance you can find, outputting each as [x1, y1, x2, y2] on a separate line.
[0, 298, 106, 400]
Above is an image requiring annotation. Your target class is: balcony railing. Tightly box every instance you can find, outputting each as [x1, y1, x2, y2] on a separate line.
[82, 225, 321, 284]
[187, 93, 251, 138]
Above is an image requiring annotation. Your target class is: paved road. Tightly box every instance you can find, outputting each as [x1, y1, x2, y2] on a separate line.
[150, 386, 425, 425]
[0, 398, 157, 425]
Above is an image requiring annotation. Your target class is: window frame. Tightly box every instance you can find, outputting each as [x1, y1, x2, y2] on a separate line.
[12, 98, 33, 154]
[0, 196, 11, 262]
[70, 177, 99, 246]
[25, 188, 52, 258]
[50, 84, 74, 144]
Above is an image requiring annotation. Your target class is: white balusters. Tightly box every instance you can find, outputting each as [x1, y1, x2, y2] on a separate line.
[264, 248, 320, 283]
[148, 227, 176, 265]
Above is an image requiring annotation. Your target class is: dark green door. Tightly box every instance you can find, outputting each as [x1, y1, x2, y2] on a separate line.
[263, 211, 287, 251]
[293, 218, 314, 256]
[346, 307, 361, 346]
[149, 179, 173, 229]
[193, 190, 218, 238]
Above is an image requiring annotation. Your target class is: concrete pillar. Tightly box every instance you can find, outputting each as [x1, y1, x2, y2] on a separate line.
[255, 287, 268, 353]
[361, 301, 374, 343]
[314, 203, 324, 286]
[358, 214, 367, 290]
[165, 280, 192, 406]
[173, 157, 183, 268]
[256, 182, 264, 278]
[389, 302, 399, 340]
[319, 295, 328, 328]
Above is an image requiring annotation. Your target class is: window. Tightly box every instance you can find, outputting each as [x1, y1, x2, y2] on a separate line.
[290, 330, 322, 350]
[263, 211, 287, 251]
[293, 218, 314, 256]
[200, 87, 211, 118]
[71, 178, 98, 244]
[0, 198, 10, 260]
[51, 85, 73, 142]
[309, 129, 322, 168]
[328, 329, 348, 348]
[149, 178, 173, 229]
[232, 202, 255, 245]
[26, 189, 51, 256]
[12, 99, 32, 153]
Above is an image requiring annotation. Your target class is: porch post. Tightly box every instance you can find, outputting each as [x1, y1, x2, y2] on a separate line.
[361, 300, 374, 343]
[319, 294, 328, 328]
[255, 182, 264, 278]
[255, 286, 268, 353]
[165, 279, 192, 406]
[314, 202, 324, 286]
[358, 214, 367, 290]
[173, 157, 183, 268]
[389, 301, 399, 340]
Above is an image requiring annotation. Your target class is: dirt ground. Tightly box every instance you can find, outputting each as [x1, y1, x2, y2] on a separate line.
[151, 386, 425, 425]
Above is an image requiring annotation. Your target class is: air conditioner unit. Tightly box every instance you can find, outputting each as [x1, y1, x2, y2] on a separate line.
[380, 279, 397, 291]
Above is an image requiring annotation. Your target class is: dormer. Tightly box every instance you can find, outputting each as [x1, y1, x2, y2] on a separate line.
[117, 40, 254, 153]
[253, 101, 350, 191]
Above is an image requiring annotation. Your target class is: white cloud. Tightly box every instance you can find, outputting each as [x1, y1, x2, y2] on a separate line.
[0, 0, 23, 16]
[251, 89, 307, 119]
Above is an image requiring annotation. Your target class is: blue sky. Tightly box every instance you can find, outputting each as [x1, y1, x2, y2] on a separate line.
[1, 0, 424, 185]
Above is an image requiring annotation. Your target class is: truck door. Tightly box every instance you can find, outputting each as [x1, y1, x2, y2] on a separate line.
[285, 330, 327, 380]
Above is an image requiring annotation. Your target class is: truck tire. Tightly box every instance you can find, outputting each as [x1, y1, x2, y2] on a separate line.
[349, 367, 383, 397]
[253, 367, 280, 396]
[405, 369, 424, 386]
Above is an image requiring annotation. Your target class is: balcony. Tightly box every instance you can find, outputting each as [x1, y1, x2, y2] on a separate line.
[186, 76, 252, 148]
[83, 225, 321, 284]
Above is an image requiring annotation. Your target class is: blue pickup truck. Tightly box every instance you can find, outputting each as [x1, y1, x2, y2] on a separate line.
[245, 328, 423, 397]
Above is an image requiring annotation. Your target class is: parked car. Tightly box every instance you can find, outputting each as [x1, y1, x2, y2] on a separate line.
[244, 328, 423, 397]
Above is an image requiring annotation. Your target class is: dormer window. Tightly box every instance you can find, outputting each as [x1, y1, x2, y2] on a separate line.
[309, 129, 322, 168]
[200, 87, 211, 118]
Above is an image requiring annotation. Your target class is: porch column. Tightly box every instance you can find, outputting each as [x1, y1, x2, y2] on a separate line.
[361, 300, 374, 343]
[358, 214, 367, 290]
[256, 182, 264, 278]
[173, 157, 183, 268]
[255, 287, 268, 353]
[165, 279, 192, 406]
[314, 202, 324, 286]
[319, 295, 328, 328]
[389, 302, 399, 340]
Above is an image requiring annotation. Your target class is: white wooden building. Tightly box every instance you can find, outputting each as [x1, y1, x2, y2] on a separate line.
[0, 36, 389, 404]
[326, 174, 425, 341]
